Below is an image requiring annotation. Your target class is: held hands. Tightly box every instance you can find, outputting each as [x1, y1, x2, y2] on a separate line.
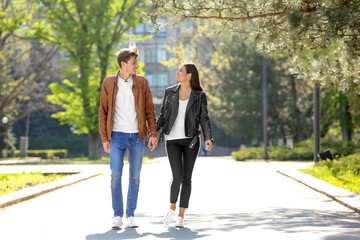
[103, 141, 110, 153]
[204, 140, 213, 151]
[148, 136, 158, 151]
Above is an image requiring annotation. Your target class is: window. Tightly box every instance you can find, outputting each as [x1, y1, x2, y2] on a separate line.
[134, 23, 144, 35]
[145, 45, 157, 63]
[147, 73, 169, 89]
[157, 46, 167, 63]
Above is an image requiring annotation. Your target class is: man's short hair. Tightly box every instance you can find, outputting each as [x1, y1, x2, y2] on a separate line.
[116, 47, 139, 68]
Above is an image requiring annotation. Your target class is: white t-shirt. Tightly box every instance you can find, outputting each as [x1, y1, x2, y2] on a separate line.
[166, 98, 191, 141]
[112, 75, 138, 133]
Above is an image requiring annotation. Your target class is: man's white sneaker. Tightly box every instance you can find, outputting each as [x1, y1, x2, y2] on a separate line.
[162, 209, 176, 225]
[175, 216, 184, 228]
[127, 217, 139, 228]
[112, 216, 123, 229]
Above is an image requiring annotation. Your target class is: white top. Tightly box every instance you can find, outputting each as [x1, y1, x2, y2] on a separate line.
[166, 98, 191, 141]
[112, 75, 138, 133]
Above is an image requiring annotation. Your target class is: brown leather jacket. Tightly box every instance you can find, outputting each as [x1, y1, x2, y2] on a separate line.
[98, 71, 157, 143]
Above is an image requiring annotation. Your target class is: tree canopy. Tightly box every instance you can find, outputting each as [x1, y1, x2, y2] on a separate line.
[38, 0, 145, 158]
[145, 0, 360, 94]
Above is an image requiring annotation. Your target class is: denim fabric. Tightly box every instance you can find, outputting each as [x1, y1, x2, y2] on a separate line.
[110, 132, 144, 217]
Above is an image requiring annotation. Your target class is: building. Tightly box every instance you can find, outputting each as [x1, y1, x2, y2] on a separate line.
[133, 19, 177, 107]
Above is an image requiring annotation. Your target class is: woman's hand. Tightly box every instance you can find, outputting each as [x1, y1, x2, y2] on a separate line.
[148, 137, 158, 151]
[204, 140, 213, 151]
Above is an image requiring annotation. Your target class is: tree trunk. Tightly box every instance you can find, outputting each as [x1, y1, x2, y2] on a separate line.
[88, 130, 101, 159]
[342, 128, 352, 141]
[0, 138, 4, 158]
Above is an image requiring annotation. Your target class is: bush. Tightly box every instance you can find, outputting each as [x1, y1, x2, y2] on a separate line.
[328, 153, 360, 176]
[231, 138, 360, 161]
[268, 146, 313, 160]
[232, 147, 264, 161]
[28, 135, 87, 157]
[14, 149, 68, 159]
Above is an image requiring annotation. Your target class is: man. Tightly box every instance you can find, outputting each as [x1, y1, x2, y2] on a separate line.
[99, 47, 158, 229]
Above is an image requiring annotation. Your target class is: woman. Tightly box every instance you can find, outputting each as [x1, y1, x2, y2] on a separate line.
[157, 61, 213, 228]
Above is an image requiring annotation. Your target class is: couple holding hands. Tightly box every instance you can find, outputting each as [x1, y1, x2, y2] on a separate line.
[99, 47, 213, 229]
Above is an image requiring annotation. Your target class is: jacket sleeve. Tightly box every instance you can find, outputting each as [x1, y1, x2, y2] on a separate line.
[199, 92, 213, 142]
[156, 89, 167, 130]
[144, 79, 158, 138]
[98, 79, 109, 143]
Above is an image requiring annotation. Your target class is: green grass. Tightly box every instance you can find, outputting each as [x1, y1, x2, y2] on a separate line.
[0, 171, 68, 196]
[300, 160, 360, 194]
[1, 156, 152, 163]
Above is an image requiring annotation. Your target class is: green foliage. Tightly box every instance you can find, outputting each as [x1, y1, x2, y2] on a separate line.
[232, 138, 360, 161]
[320, 89, 354, 140]
[47, 70, 101, 134]
[0, 171, 67, 196]
[232, 147, 264, 161]
[162, 20, 314, 143]
[330, 153, 360, 176]
[0, 125, 16, 157]
[38, 0, 146, 158]
[0, 0, 58, 147]
[301, 155, 360, 194]
[14, 149, 67, 159]
[145, 0, 360, 94]
[28, 135, 87, 157]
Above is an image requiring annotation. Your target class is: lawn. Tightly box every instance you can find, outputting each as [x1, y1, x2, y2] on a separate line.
[0, 171, 69, 196]
[300, 159, 360, 195]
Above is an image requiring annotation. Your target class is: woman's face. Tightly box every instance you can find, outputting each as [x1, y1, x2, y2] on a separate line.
[176, 65, 190, 83]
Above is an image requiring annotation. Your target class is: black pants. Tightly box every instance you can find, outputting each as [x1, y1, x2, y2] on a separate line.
[166, 138, 200, 208]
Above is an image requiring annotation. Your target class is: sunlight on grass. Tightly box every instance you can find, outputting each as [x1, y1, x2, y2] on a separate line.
[300, 163, 360, 194]
[0, 171, 68, 196]
[70, 156, 150, 162]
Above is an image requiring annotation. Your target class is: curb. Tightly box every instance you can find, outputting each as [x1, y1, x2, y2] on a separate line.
[0, 170, 103, 208]
[277, 168, 360, 215]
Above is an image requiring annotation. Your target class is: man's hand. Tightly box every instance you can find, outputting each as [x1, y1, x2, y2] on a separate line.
[148, 137, 158, 151]
[204, 140, 213, 151]
[103, 141, 110, 153]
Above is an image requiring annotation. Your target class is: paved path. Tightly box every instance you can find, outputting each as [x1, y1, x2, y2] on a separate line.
[0, 157, 360, 240]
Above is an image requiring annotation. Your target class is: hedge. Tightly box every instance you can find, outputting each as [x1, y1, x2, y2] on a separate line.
[14, 149, 68, 159]
[232, 138, 360, 161]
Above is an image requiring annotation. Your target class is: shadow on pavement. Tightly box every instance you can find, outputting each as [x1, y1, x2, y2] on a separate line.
[85, 208, 360, 240]
[86, 227, 207, 240]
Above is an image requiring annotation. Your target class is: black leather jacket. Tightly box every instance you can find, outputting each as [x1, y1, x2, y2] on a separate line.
[157, 84, 213, 144]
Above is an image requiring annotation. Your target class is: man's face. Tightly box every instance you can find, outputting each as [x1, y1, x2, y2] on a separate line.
[122, 56, 139, 75]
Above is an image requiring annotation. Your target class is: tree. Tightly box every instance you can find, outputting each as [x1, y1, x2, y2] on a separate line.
[0, 0, 60, 157]
[321, 89, 354, 141]
[39, 0, 145, 159]
[161, 19, 314, 143]
[145, 0, 360, 94]
[209, 34, 314, 143]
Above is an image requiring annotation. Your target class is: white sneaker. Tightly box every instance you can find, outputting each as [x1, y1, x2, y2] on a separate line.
[112, 216, 123, 229]
[175, 216, 184, 228]
[127, 217, 139, 228]
[162, 209, 176, 225]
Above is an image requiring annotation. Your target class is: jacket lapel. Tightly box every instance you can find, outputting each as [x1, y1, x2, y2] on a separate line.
[186, 89, 198, 113]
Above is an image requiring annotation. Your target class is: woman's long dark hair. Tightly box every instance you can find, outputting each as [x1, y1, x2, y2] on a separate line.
[183, 62, 204, 91]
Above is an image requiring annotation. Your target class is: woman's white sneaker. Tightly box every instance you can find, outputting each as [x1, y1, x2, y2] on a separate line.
[112, 216, 123, 229]
[162, 209, 176, 225]
[175, 216, 184, 228]
[127, 217, 139, 228]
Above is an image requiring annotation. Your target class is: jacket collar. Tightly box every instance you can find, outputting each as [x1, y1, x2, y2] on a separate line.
[114, 70, 140, 88]
[171, 83, 181, 93]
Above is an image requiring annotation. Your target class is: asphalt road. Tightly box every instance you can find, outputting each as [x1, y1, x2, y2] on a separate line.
[0, 157, 359, 240]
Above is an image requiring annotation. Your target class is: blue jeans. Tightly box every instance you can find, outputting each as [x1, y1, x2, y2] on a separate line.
[110, 132, 144, 218]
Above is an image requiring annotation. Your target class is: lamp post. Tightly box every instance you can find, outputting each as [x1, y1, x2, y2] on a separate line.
[263, 56, 268, 161]
[314, 83, 320, 162]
